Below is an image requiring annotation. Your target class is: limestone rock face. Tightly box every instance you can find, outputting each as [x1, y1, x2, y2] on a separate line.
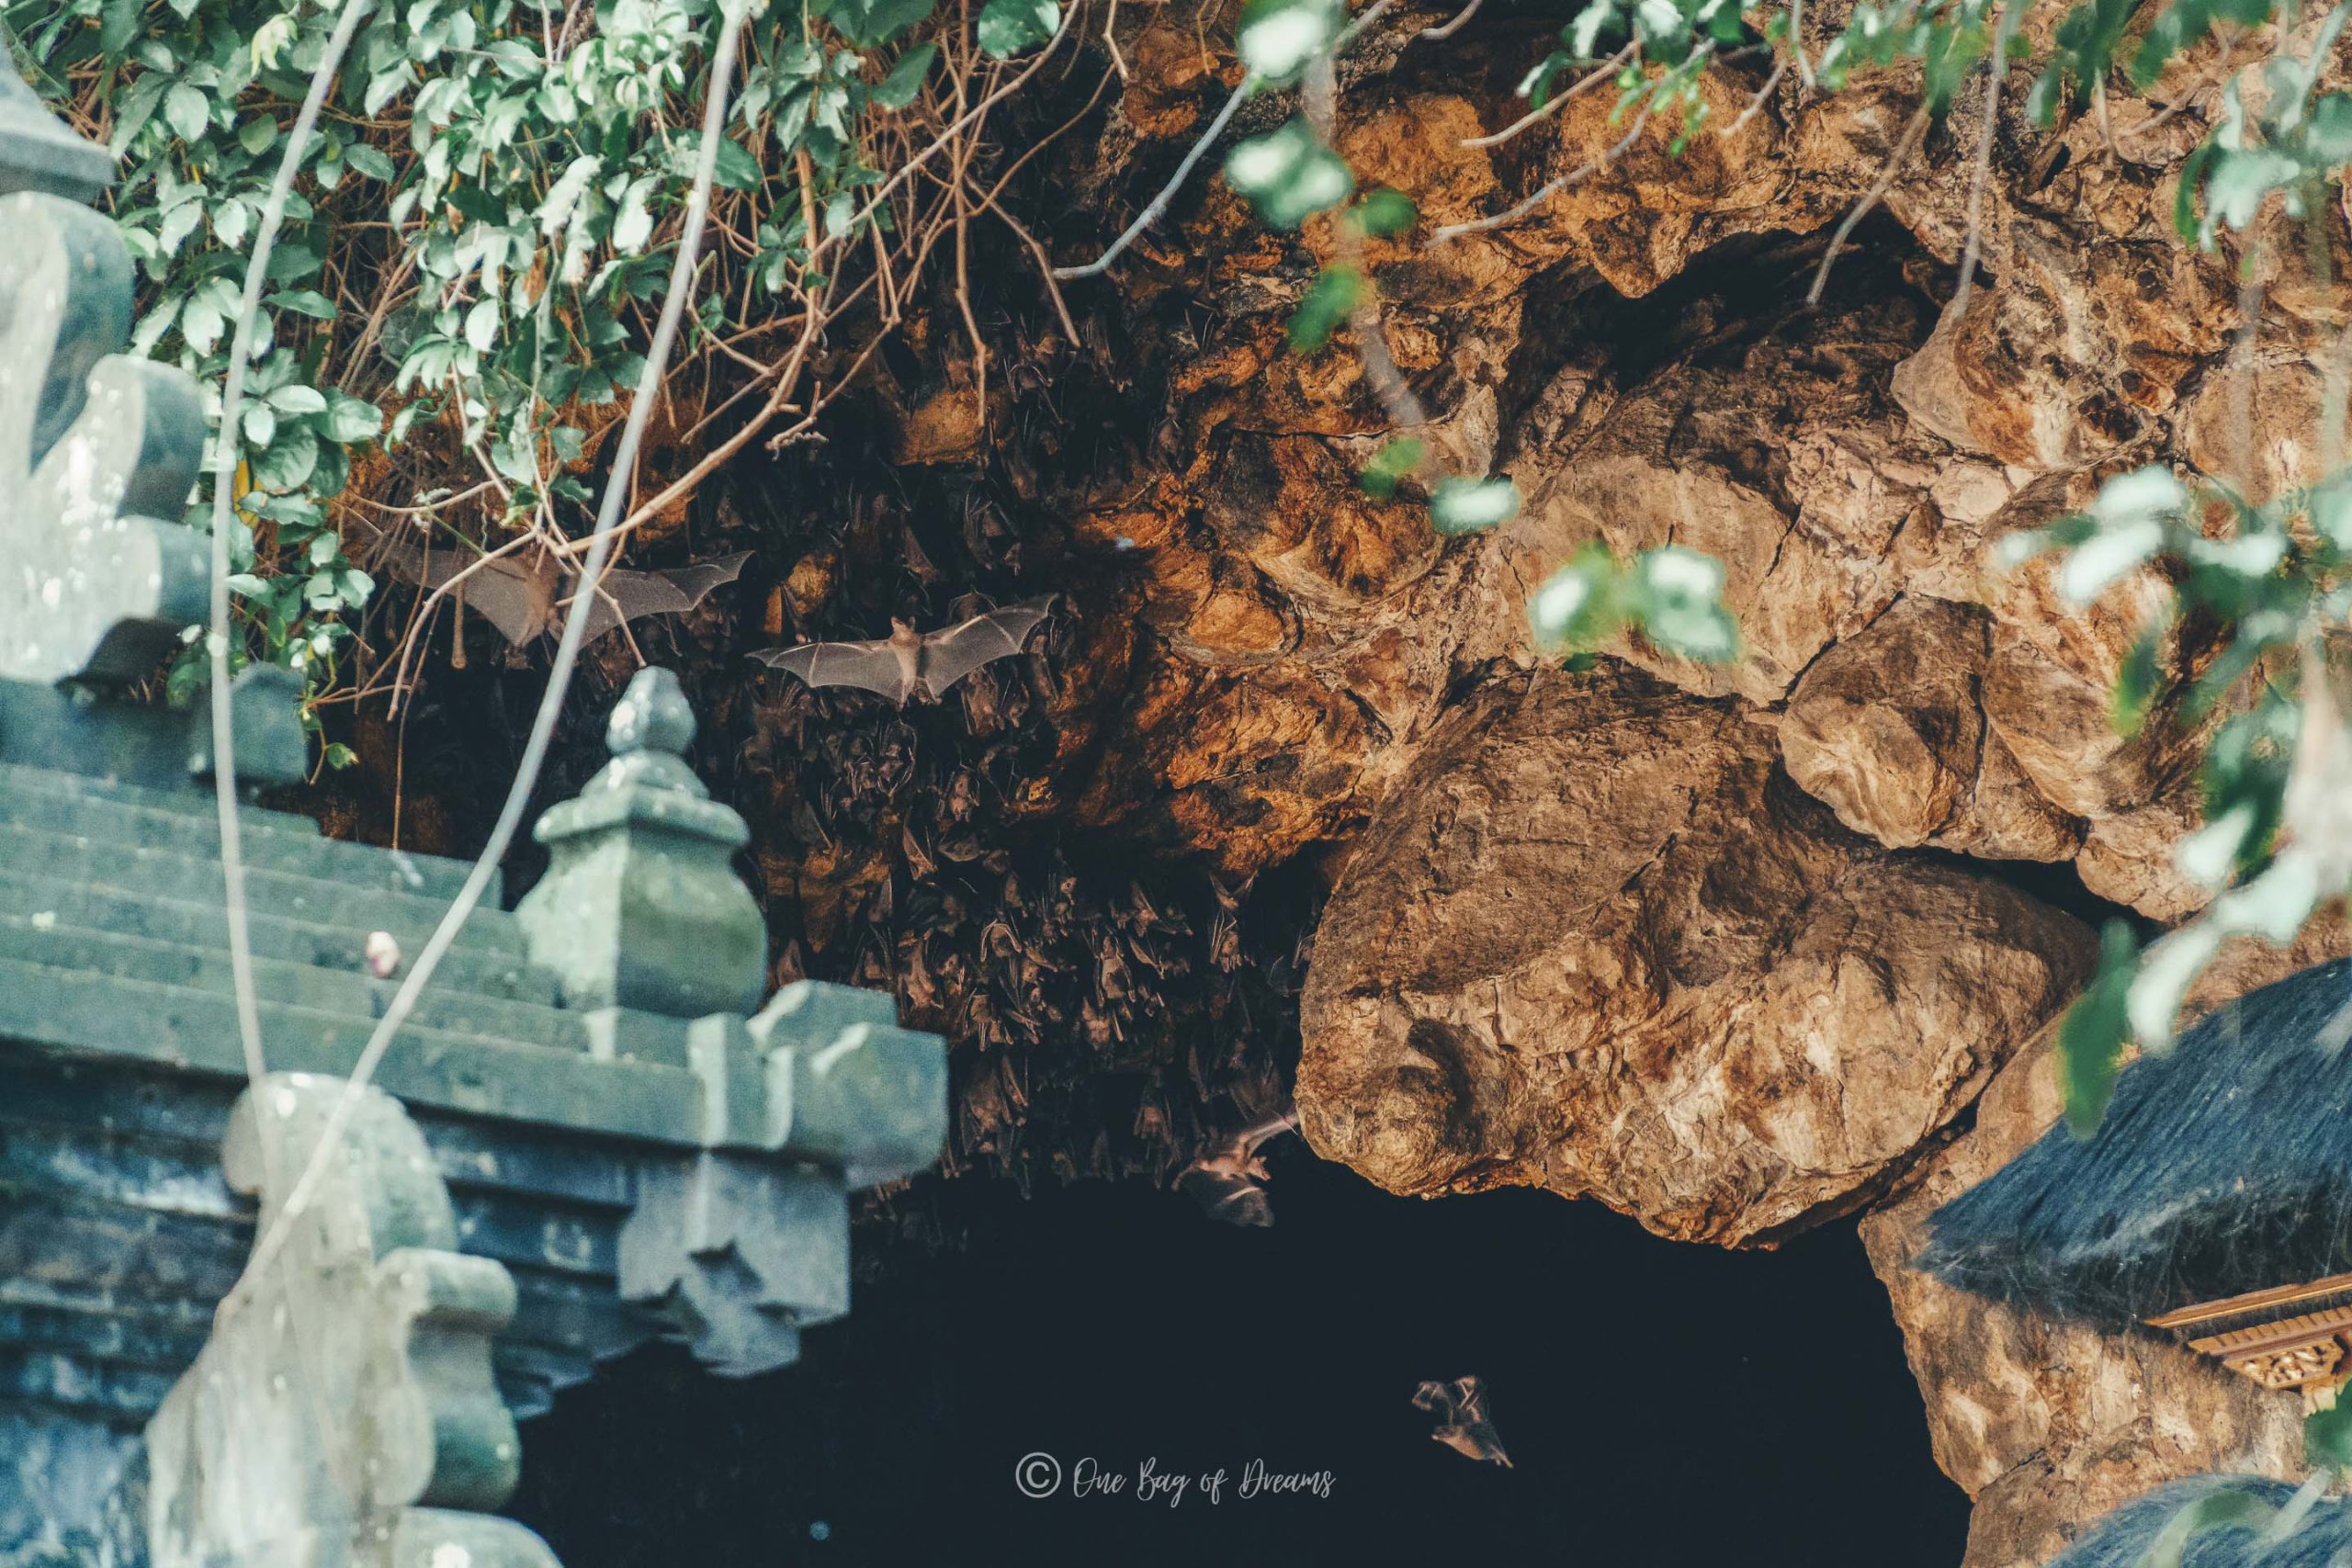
[1297, 666, 2096, 1245]
[1781, 596, 2083, 861]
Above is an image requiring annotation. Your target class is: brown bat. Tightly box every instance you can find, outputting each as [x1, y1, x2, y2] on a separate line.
[372, 536, 750, 645]
[751, 595, 1055, 706]
[1412, 1376, 1512, 1468]
[1177, 1110, 1298, 1227]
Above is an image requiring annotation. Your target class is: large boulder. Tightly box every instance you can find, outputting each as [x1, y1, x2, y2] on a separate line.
[1297, 665, 2097, 1245]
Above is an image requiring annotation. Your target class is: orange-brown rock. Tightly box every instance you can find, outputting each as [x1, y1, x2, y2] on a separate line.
[1781, 596, 2083, 860]
[1296, 665, 2096, 1245]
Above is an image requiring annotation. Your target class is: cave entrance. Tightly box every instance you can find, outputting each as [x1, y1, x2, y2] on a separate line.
[511, 1156, 1966, 1566]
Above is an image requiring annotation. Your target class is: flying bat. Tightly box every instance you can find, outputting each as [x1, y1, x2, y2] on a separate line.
[1177, 1110, 1298, 1227]
[372, 536, 750, 645]
[751, 596, 1055, 706]
[1412, 1376, 1512, 1468]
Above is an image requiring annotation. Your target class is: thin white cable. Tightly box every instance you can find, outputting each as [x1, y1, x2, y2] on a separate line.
[207, 0, 377, 1154]
[218, 2, 752, 1318]
[198, 0, 375, 1471]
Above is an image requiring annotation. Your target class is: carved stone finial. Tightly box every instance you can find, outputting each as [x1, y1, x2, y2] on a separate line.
[514, 669, 766, 1019]
[142, 1074, 562, 1568]
[607, 665, 695, 758]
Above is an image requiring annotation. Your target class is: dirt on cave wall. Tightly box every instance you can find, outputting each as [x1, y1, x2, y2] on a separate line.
[325, 4, 2352, 1562]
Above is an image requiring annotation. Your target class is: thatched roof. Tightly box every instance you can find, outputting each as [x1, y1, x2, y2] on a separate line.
[2049, 1478, 2351, 1566]
[1918, 957, 2352, 1327]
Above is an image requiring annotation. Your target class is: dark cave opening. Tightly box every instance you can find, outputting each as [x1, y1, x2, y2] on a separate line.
[510, 1155, 1967, 1567]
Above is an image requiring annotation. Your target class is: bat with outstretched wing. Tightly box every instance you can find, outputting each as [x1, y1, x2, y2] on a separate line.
[1177, 1110, 1298, 1227]
[1412, 1376, 1513, 1468]
[371, 537, 749, 646]
[752, 595, 1055, 706]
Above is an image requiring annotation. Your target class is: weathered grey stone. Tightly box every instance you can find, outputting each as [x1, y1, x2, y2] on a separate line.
[618, 1154, 849, 1378]
[0, 69, 950, 1565]
[143, 1074, 561, 1568]
[515, 668, 766, 1019]
[753, 980, 950, 1187]
[0, 192, 209, 688]
[0, 55, 112, 202]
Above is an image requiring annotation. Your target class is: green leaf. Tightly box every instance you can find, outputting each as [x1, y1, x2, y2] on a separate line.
[871, 41, 938, 107]
[668, 133, 765, 192]
[180, 293, 225, 355]
[1359, 437, 1424, 500]
[2059, 921, 2140, 1136]
[158, 201, 205, 257]
[1236, 0, 1343, 83]
[266, 384, 327, 415]
[1529, 544, 1624, 653]
[266, 289, 337, 320]
[322, 391, 384, 444]
[1430, 475, 1522, 536]
[1352, 187, 1418, 238]
[162, 82, 209, 143]
[251, 424, 320, 491]
[1287, 265, 1363, 353]
[345, 141, 397, 181]
[322, 742, 358, 770]
[1630, 544, 1737, 662]
[2312, 1398, 2352, 1470]
[1225, 118, 1354, 229]
[978, 0, 1059, 58]
[99, 0, 143, 56]
[460, 297, 498, 352]
[2111, 614, 2172, 738]
[832, 0, 938, 46]
[612, 175, 657, 254]
[237, 115, 277, 154]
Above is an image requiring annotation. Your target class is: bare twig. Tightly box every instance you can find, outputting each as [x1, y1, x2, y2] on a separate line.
[1056, 0, 1400, 281]
[1461, 41, 1635, 150]
[1054, 77, 1251, 279]
[1420, 0, 1484, 40]
[1430, 77, 1668, 243]
[2232, 243, 2268, 500]
[207, 0, 377, 1148]
[1721, 54, 1788, 140]
[1807, 103, 1930, 304]
[1952, 0, 2027, 317]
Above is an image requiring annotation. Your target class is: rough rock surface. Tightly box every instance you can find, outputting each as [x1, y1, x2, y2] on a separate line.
[1859, 929, 2352, 1567]
[1297, 665, 2096, 1245]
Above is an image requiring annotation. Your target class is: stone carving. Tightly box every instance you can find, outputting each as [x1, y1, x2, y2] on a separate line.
[0, 187, 209, 688]
[0, 55, 304, 786]
[515, 668, 767, 1020]
[619, 981, 948, 1375]
[144, 1073, 562, 1568]
[2231, 1339, 2346, 1393]
[0, 57, 111, 201]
